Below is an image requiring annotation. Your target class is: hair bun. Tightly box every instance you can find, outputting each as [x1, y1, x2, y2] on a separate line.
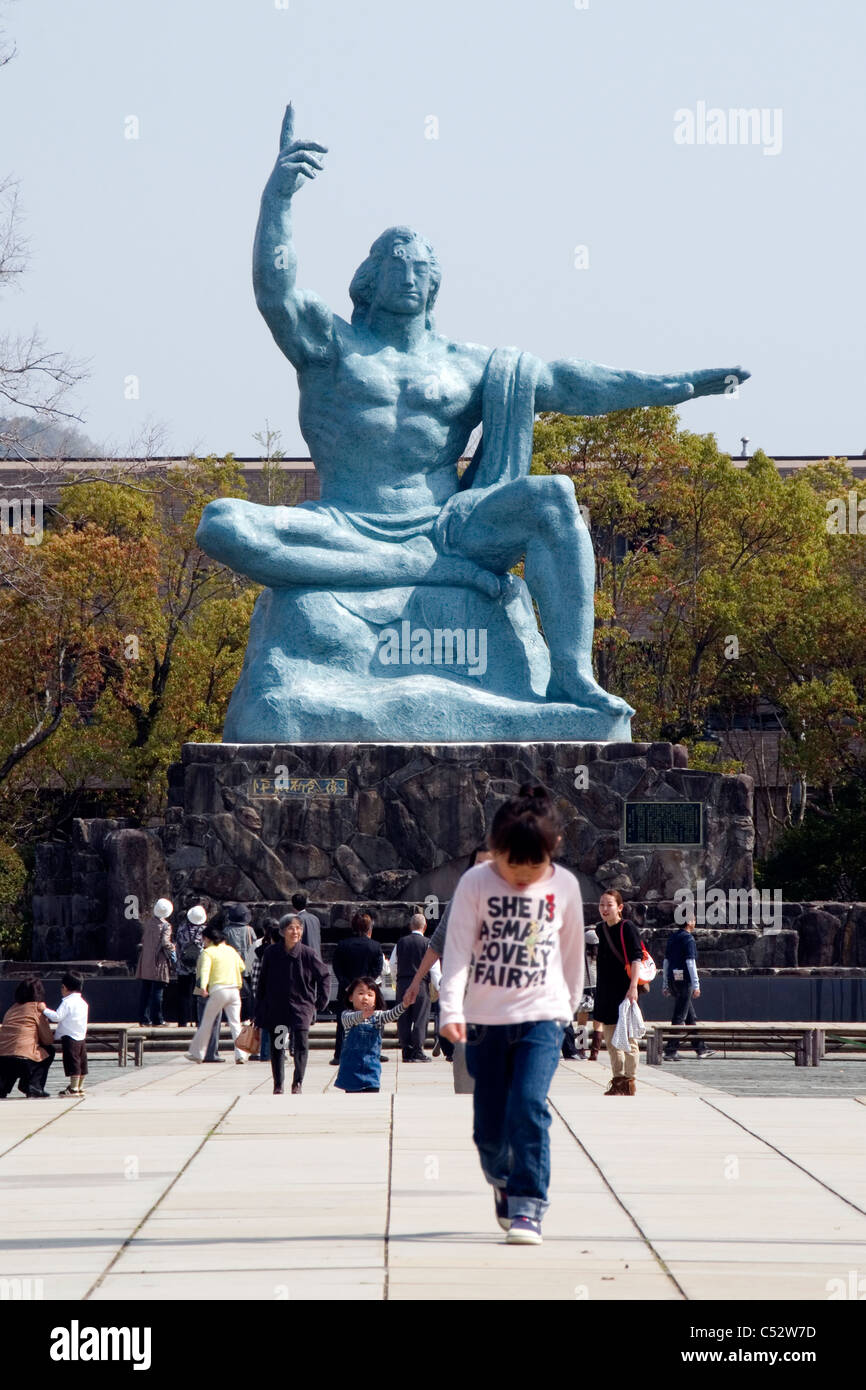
[517, 783, 549, 800]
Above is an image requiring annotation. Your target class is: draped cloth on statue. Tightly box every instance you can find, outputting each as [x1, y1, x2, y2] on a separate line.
[222, 346, 630, 743]
[283, 346, 540, 552]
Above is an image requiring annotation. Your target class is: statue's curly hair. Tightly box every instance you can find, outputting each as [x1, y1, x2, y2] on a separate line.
[349, 226, 441, 329]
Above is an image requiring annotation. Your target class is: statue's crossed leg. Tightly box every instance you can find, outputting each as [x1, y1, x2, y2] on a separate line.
[198, 475, 634, 718]
[198, 496, 502, 598]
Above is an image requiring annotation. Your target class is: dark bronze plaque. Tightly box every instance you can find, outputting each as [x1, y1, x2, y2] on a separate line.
[624, 801, 702, 846]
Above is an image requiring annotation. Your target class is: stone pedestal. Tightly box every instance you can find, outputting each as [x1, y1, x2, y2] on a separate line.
[160, 739, 753, 911]
[31, 739, 762, 960]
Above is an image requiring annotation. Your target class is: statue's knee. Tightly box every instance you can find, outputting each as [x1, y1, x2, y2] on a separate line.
[535, 475, 579, 536]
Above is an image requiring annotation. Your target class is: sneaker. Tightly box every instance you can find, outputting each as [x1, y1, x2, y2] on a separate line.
[493, 1186, 510, 1232]
[183, 1053, 202, 1064]
[696, 1049, 717, 1059]
[57, 1086, 78, 1097]
[506, 1216, 543, 1245]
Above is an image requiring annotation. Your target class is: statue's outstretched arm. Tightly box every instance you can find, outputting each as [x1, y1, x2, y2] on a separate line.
[253, 103, 335, 369]
[534, 358, 750, 415]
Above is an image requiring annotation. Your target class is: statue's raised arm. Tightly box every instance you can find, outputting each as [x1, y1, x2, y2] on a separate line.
[252, 103, 335, 370]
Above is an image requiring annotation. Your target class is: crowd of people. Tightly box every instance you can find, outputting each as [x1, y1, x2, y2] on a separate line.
[1, 795, 713, 1244]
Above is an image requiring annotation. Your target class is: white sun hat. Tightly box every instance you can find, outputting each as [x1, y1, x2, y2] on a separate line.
[153, 898, 174, 919]
[187, 905, 207, 926]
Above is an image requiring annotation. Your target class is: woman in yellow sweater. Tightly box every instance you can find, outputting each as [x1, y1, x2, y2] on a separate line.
[184, 925, 248, 1065]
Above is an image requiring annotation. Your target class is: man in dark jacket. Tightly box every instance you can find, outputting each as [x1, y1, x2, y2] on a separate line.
[255, 917, 330, 1094]
[663, 918, 715, 1061]
[391, 913, 432, 1062]
[330, 912, 384, 1064]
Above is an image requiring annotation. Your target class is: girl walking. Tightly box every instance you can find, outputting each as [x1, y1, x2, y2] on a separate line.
[438, 785, 585, 1245]
[335, 979, 405, 1094]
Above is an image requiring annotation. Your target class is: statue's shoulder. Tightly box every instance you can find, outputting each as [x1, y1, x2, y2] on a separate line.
[438, 336, 492, 380]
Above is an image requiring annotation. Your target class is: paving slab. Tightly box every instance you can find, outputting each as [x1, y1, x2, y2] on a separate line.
[2, 1052, 866, 1300]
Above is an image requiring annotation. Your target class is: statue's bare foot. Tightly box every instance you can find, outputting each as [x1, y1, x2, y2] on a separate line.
[419, 550, 502, 599]
[547, 662, 635, 718]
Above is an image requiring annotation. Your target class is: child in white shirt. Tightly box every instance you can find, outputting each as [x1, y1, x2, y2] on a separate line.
[438, 785, 584, 1246]
[42, 973, 89, 1097]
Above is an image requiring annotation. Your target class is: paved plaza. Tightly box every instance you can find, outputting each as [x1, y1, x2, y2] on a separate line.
[2, 1050, 865, 1302]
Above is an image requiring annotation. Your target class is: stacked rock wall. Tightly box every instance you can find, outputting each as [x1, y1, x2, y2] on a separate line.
[26, 739, 780, 963]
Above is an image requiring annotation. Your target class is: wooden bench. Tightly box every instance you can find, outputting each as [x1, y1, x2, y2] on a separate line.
[644, 1021, 866, 1068]
[83, 1023, 147, 1067]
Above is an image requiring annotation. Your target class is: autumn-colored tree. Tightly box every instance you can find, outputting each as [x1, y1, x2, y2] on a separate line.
[0, 456, 260, 954]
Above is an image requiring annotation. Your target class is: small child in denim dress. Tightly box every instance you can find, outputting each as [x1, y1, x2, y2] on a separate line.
[335, 978, 405, 1093]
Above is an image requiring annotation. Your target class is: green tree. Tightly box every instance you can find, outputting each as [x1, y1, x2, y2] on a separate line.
[531, 411, 866, 850]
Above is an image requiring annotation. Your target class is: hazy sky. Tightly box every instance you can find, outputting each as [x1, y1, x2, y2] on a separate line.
[2, 0, 864, 459]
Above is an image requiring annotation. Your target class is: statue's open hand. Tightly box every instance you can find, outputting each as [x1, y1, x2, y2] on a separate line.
[670, 366, 751, 401]
[272, 102, 328, 198]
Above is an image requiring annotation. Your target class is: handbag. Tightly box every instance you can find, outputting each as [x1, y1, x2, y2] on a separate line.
[235, 1022, 261, 1055]
[603, 921, 657, 993]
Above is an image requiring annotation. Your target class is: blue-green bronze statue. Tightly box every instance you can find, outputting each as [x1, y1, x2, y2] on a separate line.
[198, 105, 749, 743]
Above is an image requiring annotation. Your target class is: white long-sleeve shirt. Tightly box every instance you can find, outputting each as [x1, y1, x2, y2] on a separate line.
[438, 862, 585, 1028]
[42, 992, 88, 1041]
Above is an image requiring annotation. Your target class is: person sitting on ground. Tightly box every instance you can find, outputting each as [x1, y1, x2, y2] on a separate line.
[335, 978, 406, 1094]
[185, 925, 248, 1065]
[42, 972, 89, 1097]
[255, 916, 330, 1095]
[330, 912, 384, 1064]
[0, 978, 56, 1099]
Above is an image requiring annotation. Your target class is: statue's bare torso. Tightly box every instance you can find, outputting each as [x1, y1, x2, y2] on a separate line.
[298, 325, 489, 516]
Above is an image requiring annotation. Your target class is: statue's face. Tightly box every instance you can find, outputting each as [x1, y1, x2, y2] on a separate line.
[371, 238, 433, 317]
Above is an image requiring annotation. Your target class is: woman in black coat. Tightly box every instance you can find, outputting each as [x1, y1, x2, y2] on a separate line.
[593, 889, 643, 1096]
[254, 917, 330, 1095]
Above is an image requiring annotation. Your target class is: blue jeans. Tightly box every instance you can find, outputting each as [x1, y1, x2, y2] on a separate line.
[665, 982, 708, 1055]
[139, 980, 165, 1026]
[465, 1019, 565, 1222]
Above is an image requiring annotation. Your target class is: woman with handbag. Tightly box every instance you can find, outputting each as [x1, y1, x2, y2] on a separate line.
[593, 890, 643, 1095]
[135, 898, 175, 1027]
